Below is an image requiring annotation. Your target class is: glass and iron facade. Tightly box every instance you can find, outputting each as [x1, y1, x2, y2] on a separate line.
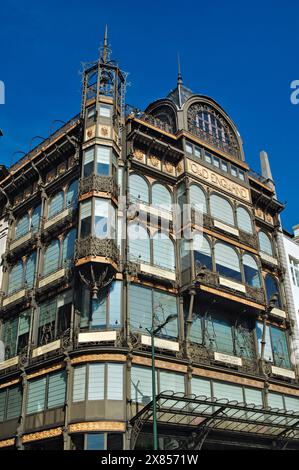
[0, 39, 299, 451]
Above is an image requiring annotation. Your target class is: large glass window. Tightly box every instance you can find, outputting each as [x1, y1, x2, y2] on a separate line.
[129, 174, 149, 203]
[210, 194, 234, 226]
[83, 148, 94, 178]
[264, 274, 281, 307]
[189, 185, 207, 214]
[94, 199, 109, 238]
[83, 146, 115, 178]
[80, 280, 122, 330]
[80, 200, 92, 238]
[193, 233, 212, 271]
[128, 223, 150, 263]
[8, 261, 23, 294]
[15, 214, 29, 239]
[237, 207, 253, 234]
[152, 184, 172, 212]
[153, 232, 175, 270]
[215, 243, 241, 281]
[27, 371, 66, 414]
[256, 322, 291, 368]
[96, 146, 110, 176]
[43, 240, 60, 276]
[290, 257, 299, 287]
[0, 386, 22, 422]
[205, 313, 234, 355]
[38, 291, 72, 345]
[129, 284, 178, 338]
[62, 228, 76, 266]
[48, 191, 64, 218]
[1, 309, 30, 359]
[66, 180, 78, 208]
[243, 254, 261, 288]
[31, 204, 41, 232]
[258, 231, 273, 256]
[72, 363, 124, 402]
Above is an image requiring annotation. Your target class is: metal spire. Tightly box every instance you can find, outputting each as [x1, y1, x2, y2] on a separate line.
[177, 52, 183, 108]
[100, 24, 110, 63]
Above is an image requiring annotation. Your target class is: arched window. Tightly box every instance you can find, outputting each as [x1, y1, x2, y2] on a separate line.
[25, 252, 36, 288]
[258, 231, 273, 256]
[129, 174, 149, 203]
[48, 191, 64, 219]
[66, 180, 78, 208]
[243, 254, 261, 288]
[237, 207, 253, 234]
[152, 184, 172, 211]
[8, 261, 23, 294]
[31, 205, 41, 233]
[43, 240, 60, 276]
[215, 243, 241, 282]
[153, 232, 175, 270]
[265, 274, 281, 308]
[193, 233, 212, 271]
[210, 194, 234, 226]
[128, 224, 150, 263]
[15, 214, 29, 239]
[190, 185, 207, 214]
[62, 228, 77, 266]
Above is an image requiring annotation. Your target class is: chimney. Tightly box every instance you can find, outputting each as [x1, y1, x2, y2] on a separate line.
[260, 150, 275, 193]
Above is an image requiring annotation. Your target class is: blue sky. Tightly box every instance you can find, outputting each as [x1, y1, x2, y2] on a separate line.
[0, 0, 298, 231]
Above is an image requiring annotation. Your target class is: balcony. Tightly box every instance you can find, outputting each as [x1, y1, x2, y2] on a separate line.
[9, 231, 35, 257]
[127, 260, 176, 286]
[75, 236, 119, 266]
[43, 206, 76, 238]
[125, 104, 175, 135]
[195, 266, 265, 306]
[1, 287, 30, 312]
[36, 265, 72, 296]
[79, 175, 118, 201]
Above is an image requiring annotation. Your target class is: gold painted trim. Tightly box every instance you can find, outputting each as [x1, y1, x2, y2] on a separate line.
[0, 378, 20, 390]
[192, 366, 264, 389]
[71, 354, 126, 365]
[75, 256, 118, 271]
[0, 438, 15, 448]
[199, 284, 265, 310]
[69, 421, 126, 433]
[23, 427, 62, 443]
[269, 384, 299, 396]
[132, 355, 188, 373]
[27, 364, 63, 380]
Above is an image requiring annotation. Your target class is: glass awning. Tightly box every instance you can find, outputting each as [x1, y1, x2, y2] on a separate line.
[130, 392, 299, 448]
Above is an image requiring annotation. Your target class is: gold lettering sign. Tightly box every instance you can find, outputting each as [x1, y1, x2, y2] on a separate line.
[188, 160, 250, 202]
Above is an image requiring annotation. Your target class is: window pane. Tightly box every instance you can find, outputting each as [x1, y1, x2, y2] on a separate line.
[109, 281, 121, 327]
[96, 146, 110, 176]
[153, 232, 175, 270]
[99, 104, 112, 118]
[190, 185, 207, 214]
[31, 205, 41, 232]
[0, 391, 6, 422]
[284, 396, 299, 412]
[2, 317, 18, 359]
[205, 314, 234, 355]
[91, 292, 107, 328]
[237, 207, 252, 234]
[94, 198, 109, 238]
[129, 284, 152, 332]
[129, 174, 149, 203]
[256, 322, 273, 362]
[213, 382, 243, 402]
[7, 386, 22, 420]
[152, 184, 172, 211]
[86, 433, 105, 450]
[48, 371, 66, 409]
[153, 290, 178, 338]
[271, 326, 291, 369]
[83, 148, 94, 177]
[210, 194, 234, 226]
[25, 251, 36, 287]
[160, 372, 185, 396]
[8, 261, 23, 294]
[131, 366, 156, 404]
[48, 192, 64, 218]
[258, 232, 273, 256]
[193, 234, 212, 271]
[107, 434, 123, 450]
[268, 392, 284, 410]
[43, 240, 60, 275]
[128, 224, 150, 263]
[265, 274, 281, 307]
[27, 377, 46, 414]
[215, 243, 241, 281]
[244, 388, 263, 406]
[62, 228, 76, 266]
[15, 214, 29, 239]
[73, 365, 86, 402]
[88, 363, 104, 400]
[191, 377, 211, 397]
[80, 200, 92, 238]
[107, 364, 123, 400]
[243, 254, 261, 288]
[66, 180, 78, 208]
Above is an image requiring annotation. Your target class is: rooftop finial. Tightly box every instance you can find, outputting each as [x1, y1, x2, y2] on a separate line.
[100, 24, 110, 63]
[177, 52, 183, 85]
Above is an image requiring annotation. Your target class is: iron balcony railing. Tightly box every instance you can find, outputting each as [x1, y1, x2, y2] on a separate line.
[125, 104, 175, 134]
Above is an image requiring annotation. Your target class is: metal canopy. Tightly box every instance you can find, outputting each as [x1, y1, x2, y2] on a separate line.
[130, 392, 299, 449]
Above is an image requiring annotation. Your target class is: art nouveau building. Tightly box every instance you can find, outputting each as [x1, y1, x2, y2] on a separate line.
[0, 36, 299, 450]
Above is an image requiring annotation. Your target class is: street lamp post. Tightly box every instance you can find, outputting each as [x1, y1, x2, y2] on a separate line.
[146, 312, 177, 451]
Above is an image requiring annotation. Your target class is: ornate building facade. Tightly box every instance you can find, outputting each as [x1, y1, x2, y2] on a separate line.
[0, 34, 299, 450]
